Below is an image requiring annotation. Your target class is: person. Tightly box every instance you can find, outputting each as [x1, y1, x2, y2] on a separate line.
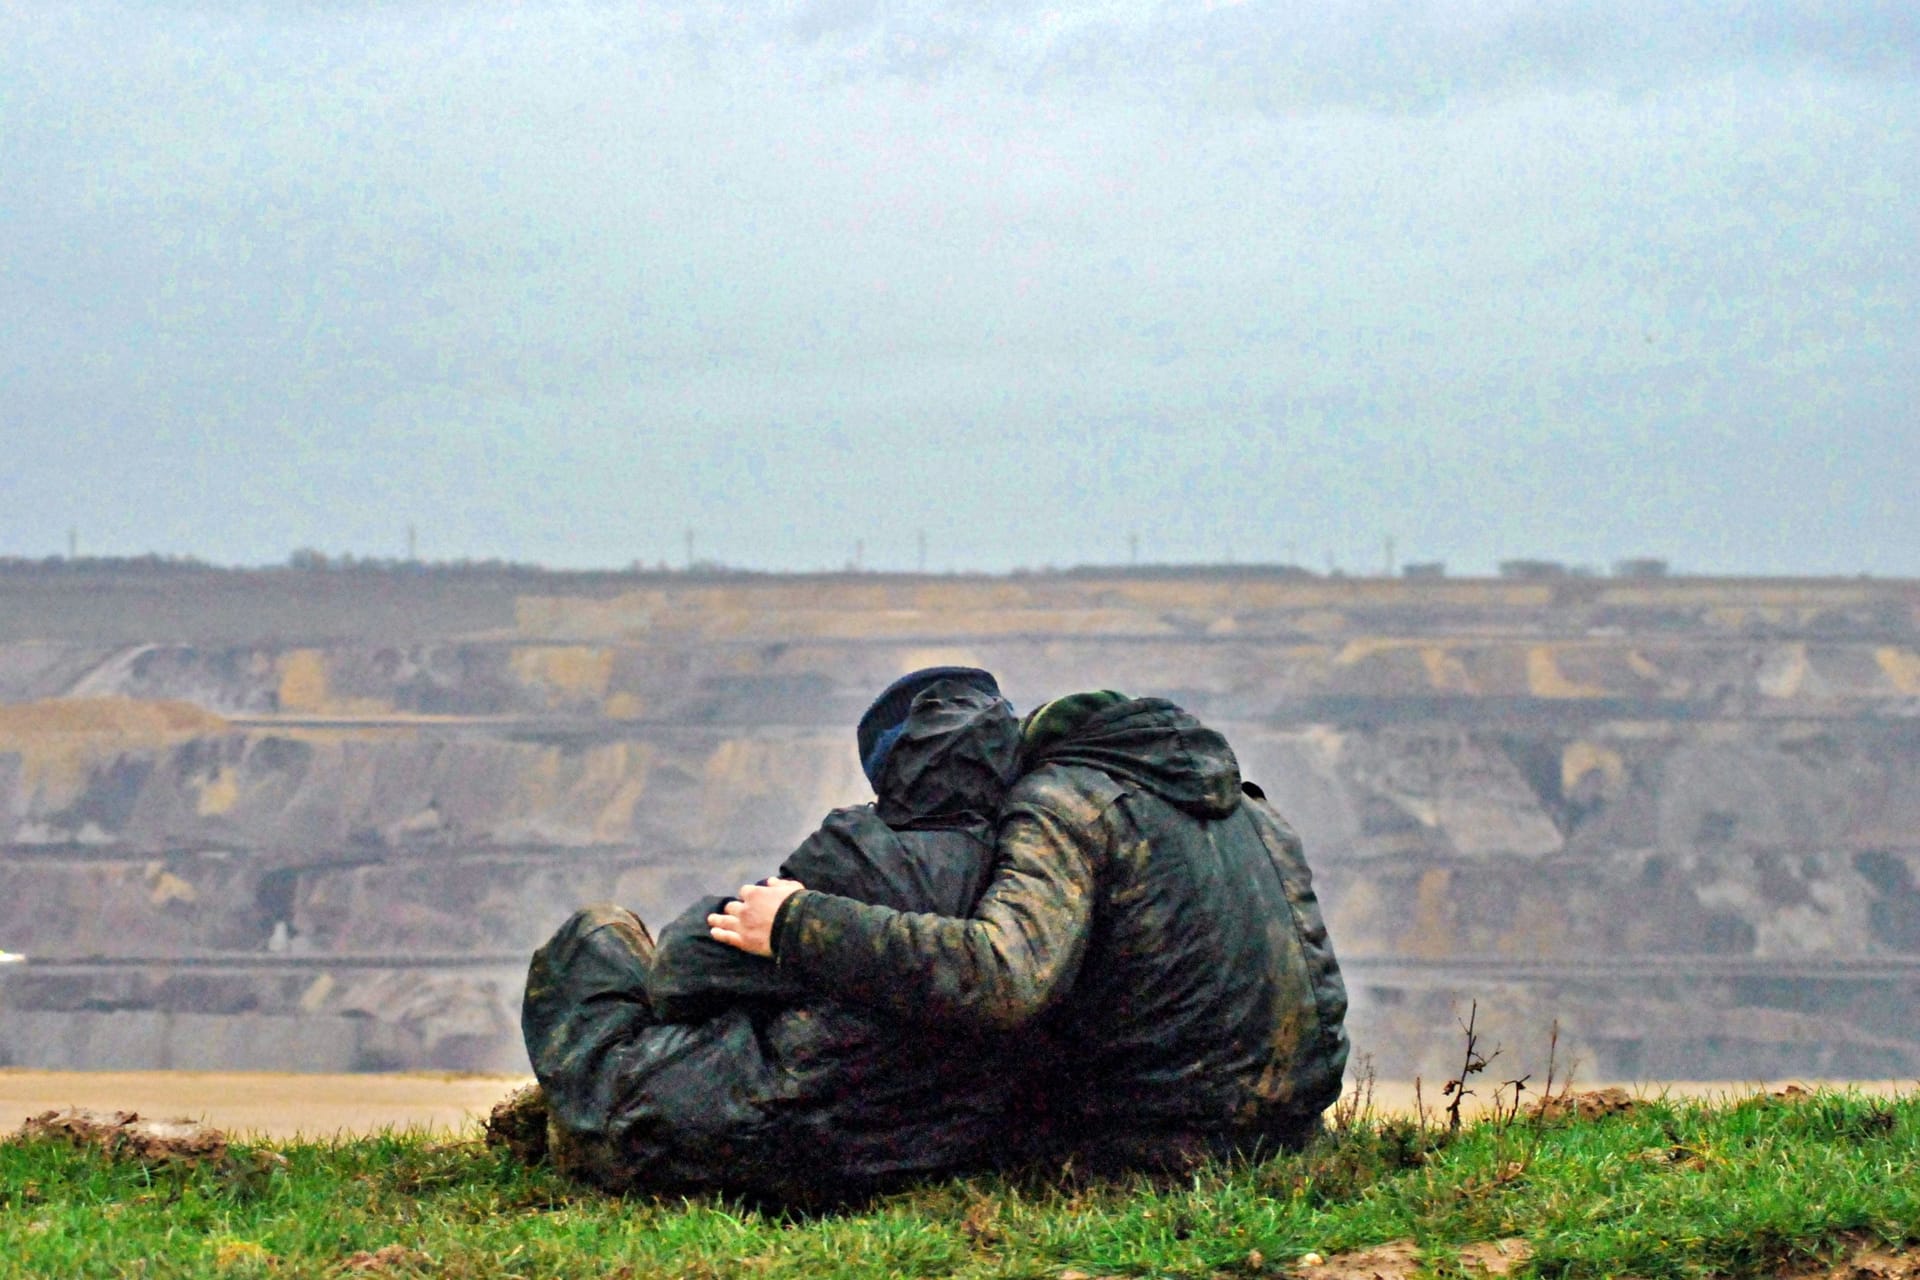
[711, 689, 1349, 1171]
[520, 668, 1025, 1203]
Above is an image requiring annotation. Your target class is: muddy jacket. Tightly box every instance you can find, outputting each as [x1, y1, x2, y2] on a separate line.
[521, 682, 1022, 1202]
[772, 696, 1348, 1165]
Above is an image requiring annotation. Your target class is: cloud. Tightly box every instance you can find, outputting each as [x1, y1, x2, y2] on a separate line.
[1, 2, 1915, 573]
[754, 0, 1920, 109]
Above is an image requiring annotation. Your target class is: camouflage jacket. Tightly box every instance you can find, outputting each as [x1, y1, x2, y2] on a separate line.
[773, 696, 1349, 1160]
[523, 680, 1025, 1202]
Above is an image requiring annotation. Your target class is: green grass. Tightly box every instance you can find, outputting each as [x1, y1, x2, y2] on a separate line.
[2, 1090, 1914, 1279]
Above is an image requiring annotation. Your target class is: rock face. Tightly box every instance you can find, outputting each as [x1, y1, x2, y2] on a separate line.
[1, 565, 1916, 1079]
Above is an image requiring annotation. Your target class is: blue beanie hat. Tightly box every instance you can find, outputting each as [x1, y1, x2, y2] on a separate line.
[857, 666, 1003, 786]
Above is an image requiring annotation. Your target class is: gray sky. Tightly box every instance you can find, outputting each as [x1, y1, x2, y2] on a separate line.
[3, 2, 1915, 576]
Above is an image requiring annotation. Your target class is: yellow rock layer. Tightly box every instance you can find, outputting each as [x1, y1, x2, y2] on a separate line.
[276, 649, 330, 713]
[1421, 646, 1478, 694]
[0, 698, 225, 738]
[510, 646, 614, 704]
[195, 767, 241, 816]
[1332, 637, 1413, 667]
[0, 698, 228, 810]
[275, 650, 388, 716]
[1526, 647, 1610, 699]
[1876, 647, 1920, 695]
[1561, 741, 1626, 795]
[145, 863, 198, 906]
[576, 742, 658, 843]
[603, 692, 648, 719]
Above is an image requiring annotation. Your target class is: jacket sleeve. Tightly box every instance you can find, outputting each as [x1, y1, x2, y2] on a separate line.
[645, 812, 890, 1021]
[646, 896, 809, 1023]
[770, 799, 1102, 1033]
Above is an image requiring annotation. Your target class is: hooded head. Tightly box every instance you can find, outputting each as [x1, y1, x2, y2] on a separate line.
[1020, 689, 1130, 759]
[858, 666, 1004, 786]
[856, 669, 1020, 828]
[1019, 690, 1244, 820]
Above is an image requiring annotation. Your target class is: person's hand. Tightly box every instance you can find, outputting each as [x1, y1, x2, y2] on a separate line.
[708, 878, 804, 956]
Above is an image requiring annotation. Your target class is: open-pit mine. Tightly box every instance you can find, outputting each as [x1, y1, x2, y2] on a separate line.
[1, 563, 1916, 1082]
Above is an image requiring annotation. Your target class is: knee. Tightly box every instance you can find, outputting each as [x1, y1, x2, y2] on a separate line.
[570, 902, 649, 937]
[535, 904, 651, 960]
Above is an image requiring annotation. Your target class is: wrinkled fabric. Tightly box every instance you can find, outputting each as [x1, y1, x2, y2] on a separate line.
[522, 679, 1023, 1202]
[1019, 689, 1128, 759]
[858, 665, 1002, 785]
[775, 695, 1349, 1168]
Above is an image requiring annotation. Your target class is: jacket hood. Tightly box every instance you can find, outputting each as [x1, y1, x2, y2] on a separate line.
[1022, 695, 1242, 819]
[873, 678, 1023, 827]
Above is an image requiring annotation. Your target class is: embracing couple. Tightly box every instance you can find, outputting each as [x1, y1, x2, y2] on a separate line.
[520, 667, 1349, 1203]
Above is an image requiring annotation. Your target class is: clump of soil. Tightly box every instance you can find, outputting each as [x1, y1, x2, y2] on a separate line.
[1836, 1250, 1920, 1280]
[1299, 1236, 1915, 1280]
[1297, 1243, 1912, 1280]
[483, 1084, 549, 1165]
[338, 1243, 436, 1274]
[1774, 1236, 1920, 1280]
[1299, 1238, 1531, 1279]
[16, 1108, 228, 1163]
[1528, 1086, 1638, 1122]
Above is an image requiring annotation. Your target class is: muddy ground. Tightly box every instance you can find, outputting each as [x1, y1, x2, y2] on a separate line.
[3, 1071, 1911, 1142]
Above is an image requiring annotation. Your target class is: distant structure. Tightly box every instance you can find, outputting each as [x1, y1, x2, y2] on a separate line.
[1402, 561, 1446, 580]
[1498, 559, 1569, 580]
[1614, 557, 1670, 579]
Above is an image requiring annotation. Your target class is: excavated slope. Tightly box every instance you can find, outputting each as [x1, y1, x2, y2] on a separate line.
[0, 566, 1915, 1079]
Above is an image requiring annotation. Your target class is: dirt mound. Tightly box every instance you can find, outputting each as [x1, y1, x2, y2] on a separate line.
[483, 1083, 549, 1164]
[15, 1107, 228, 1161]
[1527, 1086, 1639, 1122]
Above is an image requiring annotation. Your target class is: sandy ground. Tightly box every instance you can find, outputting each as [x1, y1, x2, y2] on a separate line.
[2, 1071, 1911, 1142]
[0, 1070, 535, 1141]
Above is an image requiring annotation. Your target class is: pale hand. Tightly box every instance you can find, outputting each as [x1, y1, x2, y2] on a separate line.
[708, 878, 804, 956]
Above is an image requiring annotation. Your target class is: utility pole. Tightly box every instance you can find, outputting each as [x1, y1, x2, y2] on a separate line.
[684, 528, 696, 571]
[407, 524, 418, 562]
[853, 539, 865, 572]
[1128, 531, 1139, 566]
[1384, 535, 1396, 578]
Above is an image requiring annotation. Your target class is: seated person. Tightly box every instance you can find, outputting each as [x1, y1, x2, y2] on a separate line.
[713, 690, 1350, 1172]
[520, 667, 1022, 1203]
